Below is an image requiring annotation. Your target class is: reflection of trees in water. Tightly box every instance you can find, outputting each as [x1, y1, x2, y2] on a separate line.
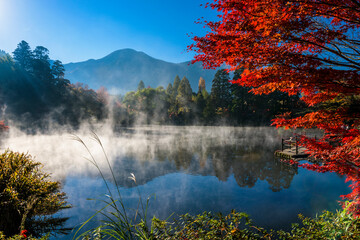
[209, 144, 297, 191]
[108, 127, 298, 191]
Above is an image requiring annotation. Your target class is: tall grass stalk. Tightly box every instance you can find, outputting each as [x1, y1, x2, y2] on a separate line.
[71, 133, 153, 240]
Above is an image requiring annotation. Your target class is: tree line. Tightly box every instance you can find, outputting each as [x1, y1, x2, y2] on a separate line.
[0, 41, 106, 129]
[0, 41, 304, 129]
[115, 70, 304, 126]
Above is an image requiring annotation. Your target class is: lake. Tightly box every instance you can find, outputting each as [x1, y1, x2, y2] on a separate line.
[1, 125, 350, 238]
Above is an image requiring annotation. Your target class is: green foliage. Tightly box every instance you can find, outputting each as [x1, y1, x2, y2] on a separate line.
[12, 40, 33, 71]
[172, 75, 181, 98]
[58, 83, 107, 126]
[211, 69, 232, 112]
[80, 207, 360, 240]
[123, 87, 169, 124]
[176, 77, 193, 117]
[51, 60, 65, 80]
[0, 231, 49, 240]
[4, 40, 305, 128]
[278, 203, 360, 240]
[1, 41, 108, 129]
[152, 211, 271, 240]
[0, 150, 70, 238]
[165, 83, 173, 96]
[138, 81, 145, 91]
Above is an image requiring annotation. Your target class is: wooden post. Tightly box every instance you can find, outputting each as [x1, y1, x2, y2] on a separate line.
[282, 138, 284, 151]
[296, 136, 298, 155]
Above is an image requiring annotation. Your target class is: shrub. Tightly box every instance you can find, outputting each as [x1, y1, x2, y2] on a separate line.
[0, 150, 70, 238]
[151, 211, 271, 240]
[0, 230, 48, 240]
[278, 203, 360, 239]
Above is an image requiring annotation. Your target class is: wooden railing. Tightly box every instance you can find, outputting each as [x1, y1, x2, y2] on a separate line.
[281, 135, 317, 155]
[281, 137, 298, 154]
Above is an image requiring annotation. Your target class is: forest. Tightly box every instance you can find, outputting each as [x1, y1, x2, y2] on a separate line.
[0, 41, 304, 130]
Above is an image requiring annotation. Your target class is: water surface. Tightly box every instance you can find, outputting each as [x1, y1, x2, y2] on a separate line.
[2, 126, 350, 238]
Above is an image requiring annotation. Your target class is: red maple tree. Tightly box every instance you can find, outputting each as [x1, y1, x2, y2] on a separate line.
[189, 0, 360, 214]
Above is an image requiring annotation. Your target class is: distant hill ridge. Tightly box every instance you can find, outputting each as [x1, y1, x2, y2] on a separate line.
[64, 49, 217, 94]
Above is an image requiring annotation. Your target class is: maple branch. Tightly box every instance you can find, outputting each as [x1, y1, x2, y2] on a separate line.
[291, 38, 360, 70]
[349, 0, 360, 8]
[288, 0, 360, 24]
[290, 0, 360, 13]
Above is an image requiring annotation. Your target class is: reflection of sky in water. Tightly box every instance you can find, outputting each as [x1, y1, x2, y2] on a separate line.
[58, 170, 348, 239]
[1, 126, 350, 239]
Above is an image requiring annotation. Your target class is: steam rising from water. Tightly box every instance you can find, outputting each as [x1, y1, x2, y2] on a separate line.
[1, 124, 348, 237]
[1, 124, 290, 183]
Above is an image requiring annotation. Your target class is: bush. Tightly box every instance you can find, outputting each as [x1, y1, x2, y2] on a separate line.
[150, 211, 271, 240]
[0, 231, 48, 240]
[0, 150, 70, 238]
[278, 203, 360, 239]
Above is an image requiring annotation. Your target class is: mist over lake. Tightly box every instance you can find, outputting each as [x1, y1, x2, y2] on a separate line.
[1, 125, 349, 238]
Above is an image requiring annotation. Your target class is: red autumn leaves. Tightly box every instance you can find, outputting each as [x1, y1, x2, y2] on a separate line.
[189, 0, 360, 214]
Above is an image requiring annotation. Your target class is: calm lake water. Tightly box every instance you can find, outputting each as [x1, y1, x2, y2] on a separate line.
[2, 125, 350, 238]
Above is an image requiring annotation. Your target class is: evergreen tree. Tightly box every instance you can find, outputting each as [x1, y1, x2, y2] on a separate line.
[177, 76, 193, 105]
[32, 46, 53, 90]
[33, 46, 50, 62]
[51, 60, 65, 80]
[12, 41, 33, 72]
[137, 80, 145, 91]
[176, 76, 193, 122]
[51, 60, 70, 93]
[230, 68, 252, 123]
[172, 75, 181, 98]
[194, 89, 209, 122]
[211, 69, 232, 110]
[165, 83, 173, 96]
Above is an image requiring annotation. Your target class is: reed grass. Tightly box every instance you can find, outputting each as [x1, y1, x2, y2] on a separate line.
[71, 132, 154, 240]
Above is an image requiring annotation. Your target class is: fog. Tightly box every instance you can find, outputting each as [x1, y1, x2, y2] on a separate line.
[1, 123, 348, 238]
[1, 124, 293, 184]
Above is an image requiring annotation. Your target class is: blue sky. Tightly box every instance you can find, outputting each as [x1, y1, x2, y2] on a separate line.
[0, 0, 217, 64]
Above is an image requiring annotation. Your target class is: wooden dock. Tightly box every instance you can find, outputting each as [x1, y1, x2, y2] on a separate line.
[274, 137, 310, 159]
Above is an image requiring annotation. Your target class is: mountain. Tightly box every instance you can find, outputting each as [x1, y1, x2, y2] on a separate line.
[64, 49, 217, 94]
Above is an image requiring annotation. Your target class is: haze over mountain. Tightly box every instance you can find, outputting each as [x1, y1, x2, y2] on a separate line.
[64, 49, 217, 94]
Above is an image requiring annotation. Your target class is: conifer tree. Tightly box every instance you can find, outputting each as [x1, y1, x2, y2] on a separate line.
[211, 69, 232, 110]
[172, 75, 181, 99]
[12, 41, 33, 72]
[51, 60, 65, 80]
[166, 83, 173, 96]
[137, 80, 145, 91]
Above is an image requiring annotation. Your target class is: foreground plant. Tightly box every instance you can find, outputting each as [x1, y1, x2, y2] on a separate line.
[278, 202, 360, 240]
[0, 231, 49, 240]
[0, 150, 70, 238]
[72, 134, 154, 240]
[151, 210, 271, 240]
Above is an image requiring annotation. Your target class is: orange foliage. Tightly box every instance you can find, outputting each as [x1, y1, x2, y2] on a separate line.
[190, 0, 360, 214]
